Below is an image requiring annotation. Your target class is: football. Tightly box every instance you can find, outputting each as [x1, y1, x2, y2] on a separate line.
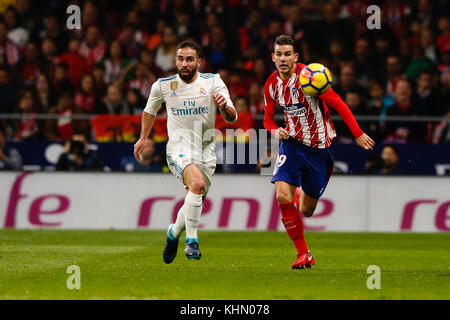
[299, 63, 333, 96]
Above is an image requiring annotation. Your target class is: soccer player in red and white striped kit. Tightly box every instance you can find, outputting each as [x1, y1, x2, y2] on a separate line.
[264, 35, 375, 269]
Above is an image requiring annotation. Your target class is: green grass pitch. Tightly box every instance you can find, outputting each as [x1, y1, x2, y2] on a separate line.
[0, 230, 449, 300]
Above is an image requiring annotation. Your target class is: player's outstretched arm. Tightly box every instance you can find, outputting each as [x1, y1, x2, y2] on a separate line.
[320, 88, 374, 150]
[134, 111, 156, 162]
[213, 93, 237, 123]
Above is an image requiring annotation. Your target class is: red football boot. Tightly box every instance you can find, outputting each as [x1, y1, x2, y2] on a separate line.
[291, 251, 315, 269]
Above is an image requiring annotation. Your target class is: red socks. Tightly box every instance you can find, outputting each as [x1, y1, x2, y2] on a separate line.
[279, 201, 308, 255]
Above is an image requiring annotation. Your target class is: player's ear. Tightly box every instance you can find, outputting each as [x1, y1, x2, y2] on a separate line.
[197, 58, 202, 67]
[294, 52, 299, 62]
[271, 52, 275, 62]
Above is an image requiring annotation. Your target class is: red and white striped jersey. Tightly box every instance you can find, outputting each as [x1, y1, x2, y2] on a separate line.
[263, 63, 363, 149]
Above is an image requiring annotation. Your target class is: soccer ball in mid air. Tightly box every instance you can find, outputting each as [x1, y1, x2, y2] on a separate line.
[299, 63, 333, 96]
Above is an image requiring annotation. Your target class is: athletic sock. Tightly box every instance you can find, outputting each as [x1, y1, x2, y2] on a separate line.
[184, 191, 203, 241]
[279, 201, 308, 255]
[172, 205, 185, 239]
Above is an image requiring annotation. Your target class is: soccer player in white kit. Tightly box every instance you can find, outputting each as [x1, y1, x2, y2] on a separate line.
[134, 41, 237, 263]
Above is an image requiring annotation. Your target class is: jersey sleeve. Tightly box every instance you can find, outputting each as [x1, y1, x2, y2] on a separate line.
[214, 75, 235, 107]
[143, 80, 164, 116]
[263, 80, 279, 134]
[214, 74, 237, 121]
[320, 88, 364, 138]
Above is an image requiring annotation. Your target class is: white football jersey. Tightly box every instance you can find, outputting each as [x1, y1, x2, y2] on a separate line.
[144, 72, 236, 162]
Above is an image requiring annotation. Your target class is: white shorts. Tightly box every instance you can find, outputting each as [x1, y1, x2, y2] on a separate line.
[166, 146, 216, 195]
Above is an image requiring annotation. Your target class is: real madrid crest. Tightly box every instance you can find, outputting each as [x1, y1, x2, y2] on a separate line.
[170, 81, 178, 91]
[199, 88, 206, 95]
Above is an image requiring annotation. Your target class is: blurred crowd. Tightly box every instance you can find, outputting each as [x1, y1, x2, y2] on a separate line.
[0, 0, 449, 146]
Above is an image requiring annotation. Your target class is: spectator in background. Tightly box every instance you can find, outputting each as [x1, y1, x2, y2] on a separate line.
[248, 81, 264, 116]
[416, 69, 441, 116]
[234, 96, 250, 115]
[407, 19, 423, 47]
[413, 0, 435, 29]
[58, 38, 91, 87]
[75, 74, 99, 114]
[345, 91, 365, 115]
[54, 91, 75, 141]
[174, 9, 196, 40]
[15, 0, 35, 31]
[39, 90, 71, 142]
[13, 89, 39, 141]
[386, 78, 426, 143]
[404, 45, 435, 83]
[3, 6, 29, 47]
[204, 25, 233, 72]
[102, 84, 129, 114]
[439, 70, 450, 115]
[379, 144, 402, 174]
[0, 20, 20, 67]
[13, 41, 50, 86]
[420, 27, 440, 64]
[139, 48, 162, 78]
[367, 79, 395, 140]
[438, 43, 450, 85]
[385, 55, 405, 96]
[126, 62, 156, 99]
[367, 79, 395, 118]
[437, 15, 450, 54]
[334, 64, 368, 102]
[432, 106, 450, 144]
[34, 73, 55, 112]
[41, 37, 58, 66]
[398, 38, 413, 68]
[0, 66, 20, 114]
[238, 9, 265, 54]
[316, 2, 355, 53]
[0, 128, 22, 170]
[118, 23, 141, 62]
[251, 58, 269, 85]
[56, 134, 103, 171]
[82, 0, 102, 29]
[147, 18, 167, 51]
[51, 62, 72, 96]
[328, 39, 344, 73]
[124, 8, 150, 49]
[103, 40, 130, 84]
[200, 13, 219, 48]
[154, 25, 178, 73]
[372, 32, 395, 74]
[354, 37, 374, 88]
[126, 88, 146, 114]
[364, 153, 384, 175]
[120, 137, 165, 172]
[38, 13, 67, 54]
[92, 62, 107, 98]
[79, 25, 107, 67]
[334, 91, 366, 143]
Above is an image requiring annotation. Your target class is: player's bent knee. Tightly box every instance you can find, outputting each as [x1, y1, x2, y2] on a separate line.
[276, 191, 293, 204]
[300, 205, 315, 217]
[188, 178, 206, 195]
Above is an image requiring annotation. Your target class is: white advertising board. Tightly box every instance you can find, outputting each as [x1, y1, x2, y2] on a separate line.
[0, 172, 449, 232]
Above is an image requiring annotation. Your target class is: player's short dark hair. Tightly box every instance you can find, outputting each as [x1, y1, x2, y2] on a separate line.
[176, 40, 202, 58]
[274, 34, 295, 47]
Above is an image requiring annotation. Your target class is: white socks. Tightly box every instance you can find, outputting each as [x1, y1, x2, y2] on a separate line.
[183, 191, 203, 240]
[172, 205, 185, 238]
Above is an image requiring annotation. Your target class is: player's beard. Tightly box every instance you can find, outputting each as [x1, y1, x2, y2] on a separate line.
[178, 66, 197, 82]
